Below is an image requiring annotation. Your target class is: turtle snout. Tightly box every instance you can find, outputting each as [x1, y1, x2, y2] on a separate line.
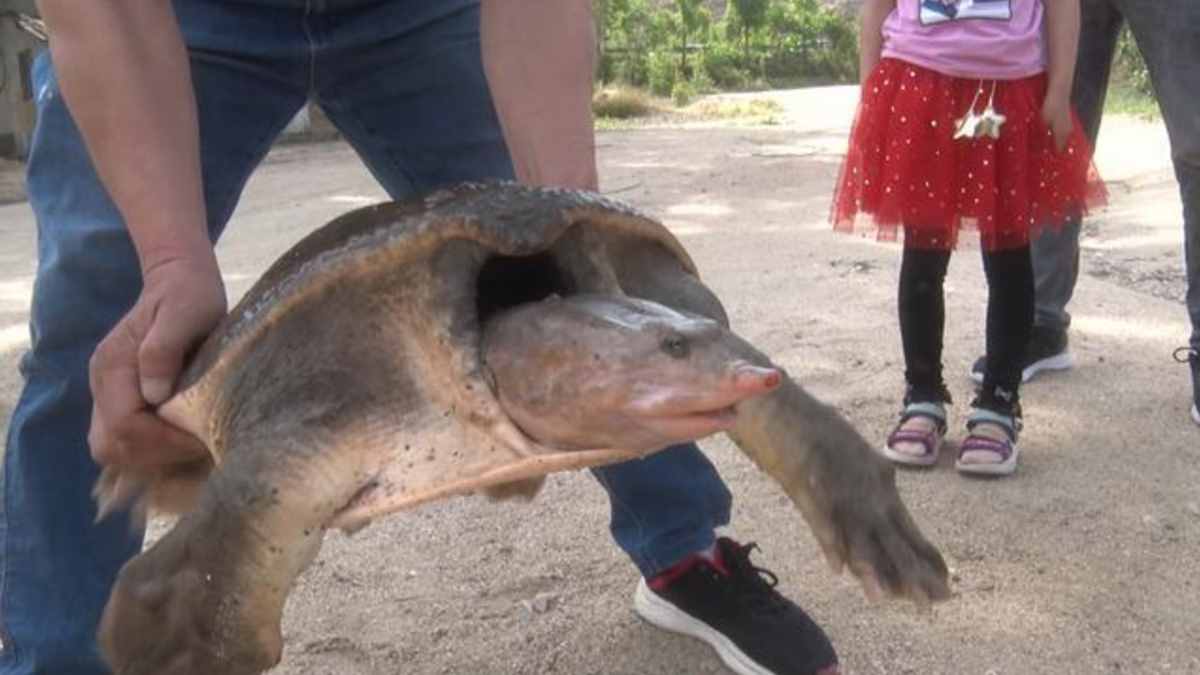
[731, 363, 783, 397]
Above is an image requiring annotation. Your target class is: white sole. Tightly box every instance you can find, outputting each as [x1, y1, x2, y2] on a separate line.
[634, 579, 777, 675]
[956, 441, 1019, 476]
[879, 441, 940, 466]
[968, 352, 1074, 385]
[1192, 404, 1199, 426]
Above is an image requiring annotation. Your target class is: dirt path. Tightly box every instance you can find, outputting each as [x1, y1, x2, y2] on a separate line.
[0, 87, 1196, 675]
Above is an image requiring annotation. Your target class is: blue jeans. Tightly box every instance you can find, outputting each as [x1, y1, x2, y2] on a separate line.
[1032, 0, 1200, 356]
[0, 2, 731, 672]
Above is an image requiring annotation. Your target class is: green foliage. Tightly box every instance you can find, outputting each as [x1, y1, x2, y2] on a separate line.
[1103, 26, 1158, 119]
[672, 79, 697, 106]
[689, 62, 717, 94]
[1114, 27, 1152, 96]
[647, 50, 678, 96]
[727, 0, 771, 59]
[595, 0, 858, 93]
[1104, 27, 1159, 120]
[596, 0, 659, 86]
[700, 41, 751, 89]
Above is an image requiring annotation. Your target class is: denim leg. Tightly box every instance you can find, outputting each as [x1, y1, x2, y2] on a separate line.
[0, 30, 306, 675]
[1123, 0, 1200, 352]
[1030, 0, 1123, 333]
[1031, 219, 1083, 333]
[0, 53, 147, 675]
[590, 445, 732, 578]
[311, 3, 732, 577]
[309, 2, 514, 195]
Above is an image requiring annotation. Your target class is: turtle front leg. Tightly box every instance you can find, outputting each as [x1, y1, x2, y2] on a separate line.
[98, 433, 369, 675]
[728, 373, 951, 605]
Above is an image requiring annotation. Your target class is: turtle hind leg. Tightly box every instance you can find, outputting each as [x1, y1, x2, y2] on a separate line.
[97, 432, 361, 674]
[97, 498, 312, 675]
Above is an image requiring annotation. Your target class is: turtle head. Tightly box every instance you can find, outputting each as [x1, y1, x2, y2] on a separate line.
[482, 294, 782, 453]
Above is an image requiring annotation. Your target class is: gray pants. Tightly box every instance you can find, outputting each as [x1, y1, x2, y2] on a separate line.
[1033, 0, 1200, 353]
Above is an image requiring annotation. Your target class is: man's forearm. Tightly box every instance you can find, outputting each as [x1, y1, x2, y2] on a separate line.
[38, 0, 213, 274]
[480, 0, 598, 191]
[1044, 0, 1080, 101]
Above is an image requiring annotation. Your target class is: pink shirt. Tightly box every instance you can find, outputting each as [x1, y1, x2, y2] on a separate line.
[881, 0, 1047, 80]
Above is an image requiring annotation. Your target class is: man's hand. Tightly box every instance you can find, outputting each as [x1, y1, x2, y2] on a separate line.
[41, 0, 218, 469]
[88, 256, 226, 469]
[1042, 93, 1073, 152]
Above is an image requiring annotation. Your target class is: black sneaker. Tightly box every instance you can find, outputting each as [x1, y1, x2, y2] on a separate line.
[1174, 346, 1200, 426]
[969, 326, 1072, 385]
[633, 538, 839, 675]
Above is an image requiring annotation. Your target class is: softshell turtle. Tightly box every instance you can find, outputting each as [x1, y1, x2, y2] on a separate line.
[95, 182, 950, 674]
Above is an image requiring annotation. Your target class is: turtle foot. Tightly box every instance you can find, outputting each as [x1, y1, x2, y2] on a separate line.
[98, 516, 284, 675]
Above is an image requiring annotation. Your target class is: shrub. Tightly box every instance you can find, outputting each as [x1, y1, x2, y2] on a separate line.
[647, 51, 677, 97]
[592, 85, 659, 119]
[1115, 27, 1152, 96]
[672, 80, 697, 106]
[700, 42, 751, 89]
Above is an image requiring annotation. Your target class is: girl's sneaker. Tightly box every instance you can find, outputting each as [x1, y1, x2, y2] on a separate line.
[957, 407, 1021, 476]
[881, 401, 947, 467]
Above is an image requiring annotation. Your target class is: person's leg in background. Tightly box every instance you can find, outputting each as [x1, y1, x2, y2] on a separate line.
[0, 3, 309, 671]
[1121, 0, 1200, 423]
[971, 0, 1122, 385]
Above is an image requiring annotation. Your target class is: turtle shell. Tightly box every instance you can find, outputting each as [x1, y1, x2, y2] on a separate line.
[145, 181, 726, 530]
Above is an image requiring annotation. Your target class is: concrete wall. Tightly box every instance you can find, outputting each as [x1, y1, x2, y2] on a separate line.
[0, 6, 41, 160]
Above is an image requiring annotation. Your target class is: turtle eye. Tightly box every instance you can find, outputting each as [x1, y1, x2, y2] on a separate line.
[661, 334, 690, 359]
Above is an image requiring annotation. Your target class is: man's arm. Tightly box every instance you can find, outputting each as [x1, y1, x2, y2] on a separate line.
[858, 0, 895, 86]
[37, 0, 214, 279]
[39, 0, 223, 467]
[480, 0, 599, 191]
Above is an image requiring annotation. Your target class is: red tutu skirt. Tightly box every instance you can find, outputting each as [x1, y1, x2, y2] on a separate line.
[831, 58, 1108, 251]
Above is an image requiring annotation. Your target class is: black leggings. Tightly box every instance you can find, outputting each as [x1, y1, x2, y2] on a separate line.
[898, 245, 1033, 415]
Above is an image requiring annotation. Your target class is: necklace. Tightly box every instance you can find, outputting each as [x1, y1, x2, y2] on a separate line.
[954, 80, 1006, 141]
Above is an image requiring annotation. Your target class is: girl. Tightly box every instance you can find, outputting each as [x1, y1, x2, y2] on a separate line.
[831, 0, 1105, 475]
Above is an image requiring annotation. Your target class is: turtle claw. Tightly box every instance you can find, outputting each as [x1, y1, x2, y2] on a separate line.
[829, 468, 952, 606]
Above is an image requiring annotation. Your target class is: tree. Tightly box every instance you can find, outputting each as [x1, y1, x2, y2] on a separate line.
[675, 0, 710, 75]
[594, 0, 657, 85]
[728, 0, 770, 62]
